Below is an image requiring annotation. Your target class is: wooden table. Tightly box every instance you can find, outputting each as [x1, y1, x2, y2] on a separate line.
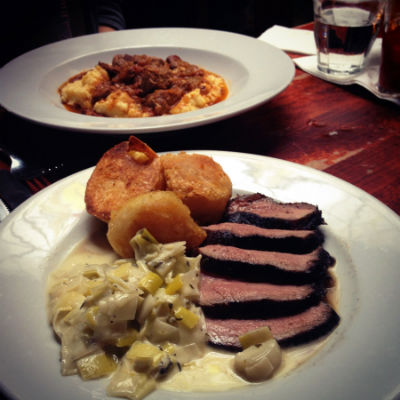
[1, 24, 399, 215]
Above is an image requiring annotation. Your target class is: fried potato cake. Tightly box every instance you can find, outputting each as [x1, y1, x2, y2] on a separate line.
[160, 152, 232, 225]
[107, 191, 207, 258]
[85, 136, 165, 222]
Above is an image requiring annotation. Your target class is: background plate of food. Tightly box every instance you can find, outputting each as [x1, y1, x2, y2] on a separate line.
[0, 148, 399, 400]
[0, 28, 294, 134]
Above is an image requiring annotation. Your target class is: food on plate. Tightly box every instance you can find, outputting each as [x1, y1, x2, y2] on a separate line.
[199, 245, 334, 283]
[224, 193, 325, 230]
[85, 136, 164, 222]
[47, 229, 206, 399]
[203, 222, 324, 253]
[59, 54, 228, 118]
[199, 193, 339, 351]
[234, 326, 282, 382]
[107, 191, 206, 258]
[199, 272, 324, 318]
[85, 136, 233, 228]
[59, 65, 108, 111]
[49, 138, 340, 399]
[48, 191, 340, 399]
[205, 302, 339, 348]
[160, 152, 232, 225]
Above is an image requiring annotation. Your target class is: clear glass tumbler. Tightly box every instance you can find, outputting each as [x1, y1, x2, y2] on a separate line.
[313, 0, 385, 75]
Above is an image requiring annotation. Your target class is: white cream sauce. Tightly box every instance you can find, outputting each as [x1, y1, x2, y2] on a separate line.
[161, 338, 331, 392]
[49, 234, 339, 394]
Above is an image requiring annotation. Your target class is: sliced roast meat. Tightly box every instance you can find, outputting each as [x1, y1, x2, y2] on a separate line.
[199, 272, 324, 318]
[205, 302, 340, 348]
[224, 193, 325, 230]
[203, 222, 323, 254]
[199, 244, 335, 284]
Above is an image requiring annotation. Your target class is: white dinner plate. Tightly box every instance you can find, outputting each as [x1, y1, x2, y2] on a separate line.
[0, 151, 399, 400]
[0, 28, 294, 134]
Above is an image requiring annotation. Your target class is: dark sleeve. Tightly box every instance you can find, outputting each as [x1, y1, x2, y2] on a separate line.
[93, 0, 126, 31]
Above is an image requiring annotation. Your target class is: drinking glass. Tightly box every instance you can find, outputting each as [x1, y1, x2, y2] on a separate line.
[378, 0, 400, 95]
[313, 0, 385, 75]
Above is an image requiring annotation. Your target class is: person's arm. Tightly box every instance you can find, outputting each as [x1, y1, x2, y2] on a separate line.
[93, 0, 126, 32]
[98, 25, 116, 32]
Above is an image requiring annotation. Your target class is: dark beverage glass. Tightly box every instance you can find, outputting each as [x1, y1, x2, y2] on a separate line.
[378, 0, 400, 94]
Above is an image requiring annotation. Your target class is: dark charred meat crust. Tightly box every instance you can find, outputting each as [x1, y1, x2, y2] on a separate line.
[199, 272, 325, 318]
[224, 193, 325, 230]
[205, 302, 340, 348]
[199, 245, 335, 284]
[203, 222, 324, 254]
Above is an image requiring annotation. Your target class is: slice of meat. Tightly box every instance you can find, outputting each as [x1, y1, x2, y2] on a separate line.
[203, 222, 323, 254]
[199, 245, 335, 284]
[199, 272, 324, 318]
[224, 193, 325, 230]
[205, 302, 340, 348]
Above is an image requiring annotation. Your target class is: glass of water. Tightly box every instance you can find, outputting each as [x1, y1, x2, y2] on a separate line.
[313, 0, 385, 75]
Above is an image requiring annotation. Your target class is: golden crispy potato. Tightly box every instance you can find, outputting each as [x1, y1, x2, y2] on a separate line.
[160, 152, 232, 225]
[85, 136, 165, 222]
[107, 191, 207, 258]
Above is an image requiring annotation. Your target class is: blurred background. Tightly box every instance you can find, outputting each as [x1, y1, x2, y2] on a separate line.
[121, 1, 313, 36]
[1, 0, 313, 66]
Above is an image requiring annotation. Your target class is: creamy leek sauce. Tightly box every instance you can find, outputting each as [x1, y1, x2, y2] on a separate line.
[48, 235, 339, 394]
[161, 338, 331, 392]
[47, 230, 118, 290]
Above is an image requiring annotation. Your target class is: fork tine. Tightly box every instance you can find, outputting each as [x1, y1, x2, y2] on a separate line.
[34, 176, 51, 188]
[25, 180, 41, 193]
[25, 175, 52, 193]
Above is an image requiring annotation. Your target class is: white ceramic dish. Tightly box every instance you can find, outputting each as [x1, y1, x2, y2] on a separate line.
[0, 151, 399, 400]
[0, 28, 295, 134]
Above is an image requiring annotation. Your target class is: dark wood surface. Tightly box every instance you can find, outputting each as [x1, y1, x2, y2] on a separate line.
[1, 24, 399, 216]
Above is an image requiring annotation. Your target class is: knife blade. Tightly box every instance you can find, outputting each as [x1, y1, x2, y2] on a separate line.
[0, 169, 32, 211]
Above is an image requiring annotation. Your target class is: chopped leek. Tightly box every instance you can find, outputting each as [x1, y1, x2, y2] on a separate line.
[165, 274, 183, 295]
[115, 330, 138, 348]
[239, 326, 274, 349]
[111, 263, 132, 280]
[139, 271, 163, 295]
[85, 306, 99, 328]
[77, 353, 117, 380]
[174, 307, 199, 329]
[126, 341, 164, 371]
